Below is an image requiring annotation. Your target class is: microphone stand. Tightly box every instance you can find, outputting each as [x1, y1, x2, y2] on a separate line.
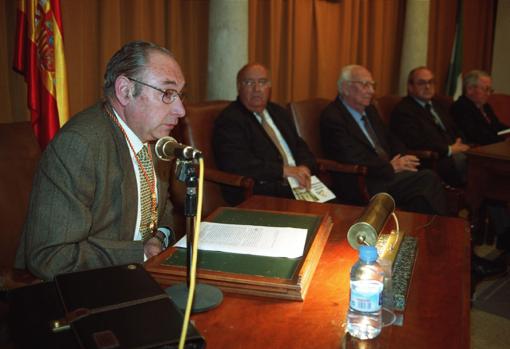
[166, 159, 223, 313]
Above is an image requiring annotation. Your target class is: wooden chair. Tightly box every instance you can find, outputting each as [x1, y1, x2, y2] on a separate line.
[0, 122, 40, 289]
[171, 101, 254, 224]
[288, 98, 369, 203]
[488, 93, 510, 125]
[374, 95, 401, 125]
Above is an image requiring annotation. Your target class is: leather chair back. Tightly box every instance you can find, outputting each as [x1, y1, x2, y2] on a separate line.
[374, 95, 401, 125]
[170, 101, 231, 225]
[434, 95, 453, 112]
[488, 93, 510, 125]
[0, 122, 40, 268]
[289, 98, 329, 158]
[180, 101, 230, 168]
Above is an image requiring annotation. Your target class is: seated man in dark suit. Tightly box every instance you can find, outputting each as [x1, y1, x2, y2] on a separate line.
[320, 64, 448, 216]
[451, 70, 509, 145]
[390, 67, 469, 187]
[452, 70, 510, 254]
[213, 63, 317, 205]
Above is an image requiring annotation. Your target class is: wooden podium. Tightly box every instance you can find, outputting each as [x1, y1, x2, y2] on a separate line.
[145, 207, 333, 300]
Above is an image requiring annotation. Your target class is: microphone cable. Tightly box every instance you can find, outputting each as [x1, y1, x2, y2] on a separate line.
[178, 157, 204, 349]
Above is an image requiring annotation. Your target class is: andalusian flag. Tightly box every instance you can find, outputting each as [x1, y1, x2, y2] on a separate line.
[13, 0, 69, 150]
[445, 0, 463, 99]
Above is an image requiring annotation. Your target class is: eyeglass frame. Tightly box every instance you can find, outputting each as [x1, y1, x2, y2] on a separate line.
[413, 79, 435, 87]
[240, 78, 272, 88]
[127, 77, 185, 104]
[347, 80, 377, 89]
[475, 84, 495, 94]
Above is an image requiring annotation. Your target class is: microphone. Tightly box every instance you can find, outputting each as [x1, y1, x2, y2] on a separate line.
[347, 192, 395, 249]
[155, 136, 202, 161]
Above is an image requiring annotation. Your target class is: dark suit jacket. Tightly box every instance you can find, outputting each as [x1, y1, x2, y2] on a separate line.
[390, 96, 464, 187]
[15, 102, 174, 280]
[390, 96, 459, 157]
[320, 97, 408, 203]
[213, 99, 317, 204]
[451, 95, 508, 145]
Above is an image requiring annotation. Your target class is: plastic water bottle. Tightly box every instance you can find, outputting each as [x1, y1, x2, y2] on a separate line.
[346, 245, 384, 340]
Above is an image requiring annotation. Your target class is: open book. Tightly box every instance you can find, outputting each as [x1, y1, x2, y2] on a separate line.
[288, 175, 336, 203]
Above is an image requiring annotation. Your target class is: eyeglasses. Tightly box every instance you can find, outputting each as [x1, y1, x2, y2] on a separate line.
[476, 85, 494, 94]
[128, 77, 185, 104]
[348, 80, 376, 89]
[414, 79, 435, 86]
[240, 78, 271, 88]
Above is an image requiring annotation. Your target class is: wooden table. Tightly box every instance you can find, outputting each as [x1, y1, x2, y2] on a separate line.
[466, 140, 510, 242]
[149, 195, 471, 349]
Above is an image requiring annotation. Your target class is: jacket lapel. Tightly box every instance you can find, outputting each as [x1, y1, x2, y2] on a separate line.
[334, 98, 378, 151]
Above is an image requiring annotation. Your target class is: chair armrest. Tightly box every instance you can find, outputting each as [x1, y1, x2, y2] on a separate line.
[317, 158, 368, 175]
[316, 158, 370, 202]
[204, 167, 254, 198]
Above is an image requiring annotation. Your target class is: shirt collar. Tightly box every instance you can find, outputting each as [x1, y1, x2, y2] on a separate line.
[411, 96, 429, 109]
[111, 107, 145, 153]
[339, 96, 365, 122]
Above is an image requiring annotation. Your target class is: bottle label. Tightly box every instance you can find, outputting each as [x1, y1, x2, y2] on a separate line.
[350, 280, 383, 312]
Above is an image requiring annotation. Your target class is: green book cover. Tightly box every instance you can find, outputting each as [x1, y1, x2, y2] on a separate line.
[162, 208, 322, 279]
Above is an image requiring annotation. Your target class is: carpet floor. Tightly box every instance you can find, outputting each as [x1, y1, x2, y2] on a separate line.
[471, 245, 510, 349]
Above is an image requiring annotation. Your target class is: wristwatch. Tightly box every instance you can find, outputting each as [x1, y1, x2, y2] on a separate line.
[153, 230, 168, 249]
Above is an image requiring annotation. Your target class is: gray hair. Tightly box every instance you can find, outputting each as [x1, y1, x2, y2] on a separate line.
[103, 41, 172, 99]
[463, 70, 490, 94]
[337, 64, 361, 96]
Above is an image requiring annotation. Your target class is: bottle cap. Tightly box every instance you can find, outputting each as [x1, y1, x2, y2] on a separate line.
[359, 245, 378, 262]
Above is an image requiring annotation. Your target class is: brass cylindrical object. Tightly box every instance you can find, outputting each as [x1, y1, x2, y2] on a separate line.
[347, 193, 395, 249]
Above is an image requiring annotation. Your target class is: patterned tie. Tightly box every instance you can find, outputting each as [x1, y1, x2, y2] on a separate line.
[361, 113, 389, 161]
[137, 145, 155, 242]
[259, 112, 290, 165]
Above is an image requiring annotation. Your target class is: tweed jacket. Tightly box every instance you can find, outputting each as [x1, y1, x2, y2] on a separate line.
[15, 102, 174, 280]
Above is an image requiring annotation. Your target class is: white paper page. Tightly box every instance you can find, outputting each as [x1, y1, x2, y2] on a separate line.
[497, 128, 510, 136]
[288, 175, 336, 203]
[174, 222, 308, 258]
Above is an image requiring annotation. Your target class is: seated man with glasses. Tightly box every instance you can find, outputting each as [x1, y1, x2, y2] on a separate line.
[320, 64, 448, 215]
[451, 69, 509, 145]
[15, 41, 185, 280]
[390, 66, 469, 188]
[212, 63, 317, 205]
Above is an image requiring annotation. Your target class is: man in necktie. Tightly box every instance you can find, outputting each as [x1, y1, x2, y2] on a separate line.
[320, 64, 448, 216]
[213, 63, 317, 205]
[451, 70, 509, 145]
[16, 41, 185, 280]
[390, 67, 469, 187]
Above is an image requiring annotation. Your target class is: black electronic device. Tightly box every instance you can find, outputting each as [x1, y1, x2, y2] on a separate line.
[1, 264, 205, 349]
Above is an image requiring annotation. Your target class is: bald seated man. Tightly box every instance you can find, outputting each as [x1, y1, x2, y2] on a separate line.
[213, 63, 317, 205]
[320, 64, 448, 215]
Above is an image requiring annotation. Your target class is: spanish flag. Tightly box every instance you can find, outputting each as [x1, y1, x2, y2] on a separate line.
[13, 0, 69, 150]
